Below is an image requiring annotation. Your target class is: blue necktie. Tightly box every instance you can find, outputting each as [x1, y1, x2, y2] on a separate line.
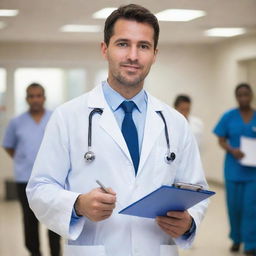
[121, 101, 140, 174]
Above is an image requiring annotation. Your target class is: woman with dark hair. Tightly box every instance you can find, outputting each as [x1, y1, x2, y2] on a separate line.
[213, 83, 256, 256]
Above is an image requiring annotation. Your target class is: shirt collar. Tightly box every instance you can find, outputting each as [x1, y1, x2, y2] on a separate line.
[102, 80, 147, 113]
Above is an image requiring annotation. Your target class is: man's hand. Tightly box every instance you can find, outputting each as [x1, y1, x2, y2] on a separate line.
[4, 148, 15, 158]
[230, 148, 244, 159]
[74, 187, 116, 222]
[156, 211, 193, 238]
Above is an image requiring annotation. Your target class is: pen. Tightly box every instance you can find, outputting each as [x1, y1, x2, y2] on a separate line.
[96, 180, 122, 209]
[96, 180, 109, 193]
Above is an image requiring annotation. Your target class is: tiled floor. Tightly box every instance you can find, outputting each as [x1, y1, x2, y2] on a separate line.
[0, 184, 245, 256]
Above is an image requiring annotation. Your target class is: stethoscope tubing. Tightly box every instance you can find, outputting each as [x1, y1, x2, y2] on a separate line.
[156, 111, 170, 150]
[87, 108, 103, 147]
[84, 108, 175, 163]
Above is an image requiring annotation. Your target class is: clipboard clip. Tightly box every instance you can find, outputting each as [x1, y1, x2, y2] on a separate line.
[173, 182, 203, 191]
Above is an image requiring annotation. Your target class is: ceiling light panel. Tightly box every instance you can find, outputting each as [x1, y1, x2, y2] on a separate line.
[60, 25, 101, 33]
[205, 28, 246, 37]
[0, 9, 19, 17]
[156, 9, 206, 22]
[92, 8, 117, 19]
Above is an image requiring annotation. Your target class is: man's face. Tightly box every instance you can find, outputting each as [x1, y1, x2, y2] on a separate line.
[26, 87, 45, 112]
[175, 102, 191, 119]
[236, 87, 252, 108]
[101, 19, 157, 88]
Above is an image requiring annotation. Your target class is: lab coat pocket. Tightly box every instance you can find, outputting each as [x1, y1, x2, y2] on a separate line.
[64, 244, 106, 256]
[160, 244, 178, 256]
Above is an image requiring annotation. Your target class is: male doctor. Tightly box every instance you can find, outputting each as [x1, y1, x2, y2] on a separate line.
[27, 4, 208, 256]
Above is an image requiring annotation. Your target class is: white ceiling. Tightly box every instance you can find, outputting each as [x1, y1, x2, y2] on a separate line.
[0, 0, 256, 44]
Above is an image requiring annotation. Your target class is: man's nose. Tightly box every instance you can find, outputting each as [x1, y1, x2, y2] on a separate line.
[127, 45, 138, 61]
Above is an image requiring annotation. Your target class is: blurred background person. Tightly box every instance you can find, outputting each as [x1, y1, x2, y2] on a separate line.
[174, 94, 204, 148]
[213, 83, 256, 256]
[0, 105, 6, 141]
[2, 83, 61, 256]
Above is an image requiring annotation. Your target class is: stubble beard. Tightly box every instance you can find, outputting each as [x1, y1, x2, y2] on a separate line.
[114, 66, 151, 88]
[116, 72, 143, 87]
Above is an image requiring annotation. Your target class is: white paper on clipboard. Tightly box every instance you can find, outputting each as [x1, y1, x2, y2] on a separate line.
[240, 136, 256, 167]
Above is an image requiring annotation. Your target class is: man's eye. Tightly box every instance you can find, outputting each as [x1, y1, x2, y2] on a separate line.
[140, 44, 150, 49]
[117, 42, 128, 47]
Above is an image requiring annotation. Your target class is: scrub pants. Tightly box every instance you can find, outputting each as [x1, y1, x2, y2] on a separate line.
[16, 183, 61, 256]
[225, 180, 256, 251]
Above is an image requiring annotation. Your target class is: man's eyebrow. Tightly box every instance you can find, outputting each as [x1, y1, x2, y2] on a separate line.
[114, 38, 130, 43]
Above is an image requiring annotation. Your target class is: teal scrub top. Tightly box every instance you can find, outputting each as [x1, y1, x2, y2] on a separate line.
[213, 108, 256, 181]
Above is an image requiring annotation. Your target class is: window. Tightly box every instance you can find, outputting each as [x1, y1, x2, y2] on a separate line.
[65, 69, 87, 101]
[14, 68, 87, 114]
[95, 69, 108, 87]
[0, 68, 6, 104]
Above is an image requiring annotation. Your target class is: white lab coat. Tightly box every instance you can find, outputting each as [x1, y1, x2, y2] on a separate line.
[26, 84, 208, 256]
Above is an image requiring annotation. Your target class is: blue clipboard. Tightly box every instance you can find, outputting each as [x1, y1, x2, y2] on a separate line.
[119, 185, 215, 218]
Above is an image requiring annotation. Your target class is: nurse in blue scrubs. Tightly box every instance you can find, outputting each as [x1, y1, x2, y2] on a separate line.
[213, 83, 256, 256]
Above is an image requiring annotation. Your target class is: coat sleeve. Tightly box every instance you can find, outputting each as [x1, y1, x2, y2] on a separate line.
[26, 108, 86, 240]
[173, 118, 209, 249]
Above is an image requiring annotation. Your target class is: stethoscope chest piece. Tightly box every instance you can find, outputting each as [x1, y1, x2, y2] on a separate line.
[84, 151, 95, 162]
[156, 111, 176, 165]
[165, 151, 176, 164]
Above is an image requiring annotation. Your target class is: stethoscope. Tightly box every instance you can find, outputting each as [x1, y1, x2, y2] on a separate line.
[84, 108, 103, 162]
[84, 108, 176, 164]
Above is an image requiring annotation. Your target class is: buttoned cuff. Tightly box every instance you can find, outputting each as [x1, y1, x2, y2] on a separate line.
[182, 218, 196, 238]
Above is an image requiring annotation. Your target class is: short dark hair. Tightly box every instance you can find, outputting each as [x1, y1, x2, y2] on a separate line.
[174, 95, 191, 108]
[26, 83, 45, 96]
[104, 4, 160, 50]
[235, 83, 252, 96]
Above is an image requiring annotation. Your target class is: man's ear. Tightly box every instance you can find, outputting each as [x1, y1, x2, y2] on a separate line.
[101, 41, 108, 60]
[152, 48, 158, 64]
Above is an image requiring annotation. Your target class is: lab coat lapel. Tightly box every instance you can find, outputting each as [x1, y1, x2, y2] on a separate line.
[99, 106, 132, 161]
[137, 95, 164, 175]
[87, 85, 132, 163]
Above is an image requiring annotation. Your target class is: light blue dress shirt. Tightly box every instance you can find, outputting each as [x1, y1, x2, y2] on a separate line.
[2, 110, 52, 182]
[102, 81, 148, 153]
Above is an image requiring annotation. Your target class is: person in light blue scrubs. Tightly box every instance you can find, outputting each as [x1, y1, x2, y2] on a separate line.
[2, 83, 61, 256]
[213, 83, 256, 256]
